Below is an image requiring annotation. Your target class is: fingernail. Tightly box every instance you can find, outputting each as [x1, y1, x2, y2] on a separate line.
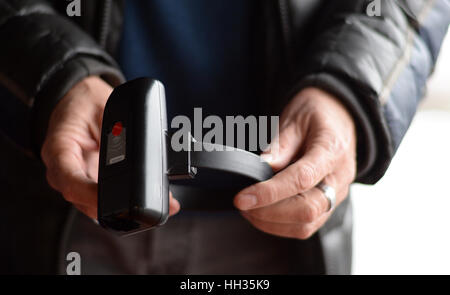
[236, 194, 257, 210]
[260, 154, 273, 164]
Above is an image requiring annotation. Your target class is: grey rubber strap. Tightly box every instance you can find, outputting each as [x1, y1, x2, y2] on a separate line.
[191, 142, 274, 182]
[167, 136, 274, 182]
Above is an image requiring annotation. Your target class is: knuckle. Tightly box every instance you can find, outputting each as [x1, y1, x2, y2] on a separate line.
[348, 161, 357, 181]
[322, 138, 336, 154]
[316, 134, 345, 164]
[295, 163, 316, 191]
[317, 130, 339, 152]
[328, 134, 341, 153]
[346, 170, 356, 185]
[262, 183, 278, 204]
[294, 225, 314, 240]
[341, 162, 357, 185]
[303, 202, 320, 223]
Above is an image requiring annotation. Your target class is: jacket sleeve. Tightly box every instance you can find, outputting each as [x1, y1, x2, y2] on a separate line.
[292, 0, 450, 184]
[0, 0, 125, 155]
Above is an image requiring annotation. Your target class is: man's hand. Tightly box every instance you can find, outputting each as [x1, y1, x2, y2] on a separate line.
[234, 87, 357, 239]
[41, 76, 180, 219]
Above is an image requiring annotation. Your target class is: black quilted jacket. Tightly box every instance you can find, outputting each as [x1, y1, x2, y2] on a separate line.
[0, 0, 448, 184]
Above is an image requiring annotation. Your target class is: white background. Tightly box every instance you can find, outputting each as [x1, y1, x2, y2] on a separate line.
[352, 32, 450, 274]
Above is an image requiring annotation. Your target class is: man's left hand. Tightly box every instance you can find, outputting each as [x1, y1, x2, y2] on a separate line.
[234, 87, 357, 239]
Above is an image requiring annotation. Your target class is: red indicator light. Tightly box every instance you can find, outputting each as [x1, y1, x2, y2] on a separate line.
[112, 122, 123, 136]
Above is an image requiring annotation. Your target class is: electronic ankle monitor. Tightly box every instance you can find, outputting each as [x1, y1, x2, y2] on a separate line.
[98, 78, 273, 236]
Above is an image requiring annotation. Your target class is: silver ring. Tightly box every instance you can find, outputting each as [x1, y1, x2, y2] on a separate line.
[317, 182, 336, 212]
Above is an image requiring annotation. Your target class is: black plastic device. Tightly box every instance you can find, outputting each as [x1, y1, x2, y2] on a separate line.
[98, 78, 273, 236]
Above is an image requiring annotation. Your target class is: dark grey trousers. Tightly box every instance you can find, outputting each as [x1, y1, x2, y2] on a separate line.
[0, 133, 352, 275]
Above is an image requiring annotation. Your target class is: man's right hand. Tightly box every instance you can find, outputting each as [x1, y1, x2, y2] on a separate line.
[41, 76, 180, 219]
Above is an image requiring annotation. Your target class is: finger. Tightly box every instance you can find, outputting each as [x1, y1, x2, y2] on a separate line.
[243, 173, 347, 224]
[169, 192, 180, 216]
[261, 123, 304, 171]
[74, 193, 180, 220]
[87, 103, 106, 143]
[46, 150, 97, 209]
[235, 128, 340, 211]
[241, 210, 330, 240]
[84, 150, 100, 181]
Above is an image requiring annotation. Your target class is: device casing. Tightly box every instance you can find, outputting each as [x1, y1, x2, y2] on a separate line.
[98, 78, 169, 235]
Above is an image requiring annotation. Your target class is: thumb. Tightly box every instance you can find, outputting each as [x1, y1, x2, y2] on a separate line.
[261, 123, 304, 171]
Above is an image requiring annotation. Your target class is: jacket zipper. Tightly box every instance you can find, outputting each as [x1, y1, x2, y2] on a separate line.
[278, 0, 293, 76]
[98, 0, 112, 48]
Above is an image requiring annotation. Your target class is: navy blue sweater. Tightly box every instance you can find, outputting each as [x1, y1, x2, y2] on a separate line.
[118, 0, 257, 121]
